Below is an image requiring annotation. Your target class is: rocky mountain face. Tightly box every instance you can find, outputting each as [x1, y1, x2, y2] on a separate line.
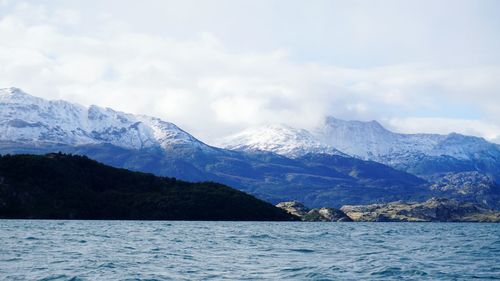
[276, 201, 352, 222]
[340, 198, 500, 222]
[428, 172, 500, 208]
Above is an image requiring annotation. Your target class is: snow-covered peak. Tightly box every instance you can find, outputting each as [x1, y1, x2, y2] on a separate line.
[138, 116, 210, 150]
[316, 117, 405, 159]
[0, 88, 212, 152]
[0, 87, 24, 96]
[0, 87, 42, 103]
[220, 123, 346, 158]
[222, 115, 500, 164]
[315, 116, 500, 162]
[324, 116, 390, 135]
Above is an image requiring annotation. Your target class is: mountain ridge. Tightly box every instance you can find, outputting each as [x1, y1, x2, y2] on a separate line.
[1, 87, 498, 209]
[222, 115, 500, 181]
[0, 87, 215, 153]
[219, 123, 347, 158]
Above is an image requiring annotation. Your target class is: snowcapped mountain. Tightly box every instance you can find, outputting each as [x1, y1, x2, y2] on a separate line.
[315, 116, 500, 166]
[223, 115, 500, 165]
[219, 124, 346, 158]
[0, 87, 213, 152]
[1, 87, 498, 208]
[222, 115, 500, 180]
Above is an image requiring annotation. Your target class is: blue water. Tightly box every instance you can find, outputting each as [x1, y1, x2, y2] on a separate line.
[0, 221, 499, 280]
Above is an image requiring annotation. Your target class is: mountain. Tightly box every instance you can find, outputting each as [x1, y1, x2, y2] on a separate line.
[0, 153, 296, 221]
[223, 116, 500, 178]
[220, 124, 346, 158]
[221, 118, 500, 208]
[223, 116, 500, 182]
[0, 88, 430, 208]
[0, 87, 213, 153]
[315, 117, 500, 179]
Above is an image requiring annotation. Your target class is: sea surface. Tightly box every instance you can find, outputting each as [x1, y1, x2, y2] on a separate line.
[0, 221, 499, 280]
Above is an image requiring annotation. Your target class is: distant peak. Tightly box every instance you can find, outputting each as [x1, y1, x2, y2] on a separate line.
[447, 132, 464, 137]
[325, 116, 385, 129]
[324, 116, 340, 123]
[1, 87, 24, 95]
[0, 87, 36, 100]
[263, 123, 302, 132]
[236, 123, 313, 139]
[368, 119, 382, 126]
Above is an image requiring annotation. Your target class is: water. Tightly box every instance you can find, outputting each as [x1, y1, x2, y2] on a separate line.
[0, 221, 499, 280]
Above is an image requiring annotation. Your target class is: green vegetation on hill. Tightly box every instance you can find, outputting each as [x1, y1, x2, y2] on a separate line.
[0, 153, 296, 221]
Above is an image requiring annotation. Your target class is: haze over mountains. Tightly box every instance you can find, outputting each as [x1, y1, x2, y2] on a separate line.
[1, 87, 499, 208]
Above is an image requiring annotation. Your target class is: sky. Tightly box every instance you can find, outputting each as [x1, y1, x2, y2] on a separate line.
[1, 0, 500, 144]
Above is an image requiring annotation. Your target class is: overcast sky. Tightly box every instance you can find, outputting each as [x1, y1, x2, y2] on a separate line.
[1, 0, 500, 144]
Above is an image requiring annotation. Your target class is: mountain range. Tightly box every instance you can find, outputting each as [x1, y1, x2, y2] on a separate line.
[222, 117, 500, 180]
[1, 87, 499, 208]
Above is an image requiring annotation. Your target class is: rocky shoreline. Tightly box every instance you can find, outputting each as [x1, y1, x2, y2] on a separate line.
[276, 201, 352, 222]
[276, 198, 500, 222]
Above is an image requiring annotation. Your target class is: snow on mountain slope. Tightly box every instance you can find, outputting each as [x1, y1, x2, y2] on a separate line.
[0, 87, 212, 152]
[2, 87, 499, 171]
[315, 116, 500, 163]
[221, 115, 500, 177]
[219, 124, 347, 158]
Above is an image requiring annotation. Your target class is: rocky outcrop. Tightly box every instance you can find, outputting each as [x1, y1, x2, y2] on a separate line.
[276, 201, 309, 217]
[341, 198, 500, 222]
[303, 208, 353, 222]
[276, 201, 352, 222]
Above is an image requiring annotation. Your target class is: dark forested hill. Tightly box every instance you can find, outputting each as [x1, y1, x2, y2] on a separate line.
[0, 153, 296, 221]
[0, 141, 430, 208]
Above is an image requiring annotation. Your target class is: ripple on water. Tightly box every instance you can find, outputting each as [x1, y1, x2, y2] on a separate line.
[289, 248, 315, 253]
[25, 236, 39, 240]
[249, 234, 275, 239]
[38, 275, 84, 281]
[0, 221, 498, 280]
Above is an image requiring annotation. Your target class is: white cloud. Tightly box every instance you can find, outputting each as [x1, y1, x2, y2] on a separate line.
[0, 1, 499, 145]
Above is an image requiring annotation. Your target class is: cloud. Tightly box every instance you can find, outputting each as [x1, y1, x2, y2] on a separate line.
[0, 1, 499, 145]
